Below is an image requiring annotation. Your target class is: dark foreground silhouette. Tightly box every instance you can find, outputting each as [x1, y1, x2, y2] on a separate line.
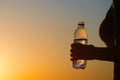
[70, 0, 120, 80]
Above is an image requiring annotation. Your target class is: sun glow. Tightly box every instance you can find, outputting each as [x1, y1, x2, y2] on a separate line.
[0, 0, 113, 80]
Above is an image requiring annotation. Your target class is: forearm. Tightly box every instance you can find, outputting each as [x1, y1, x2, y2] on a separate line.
[89, 47, 120, 62]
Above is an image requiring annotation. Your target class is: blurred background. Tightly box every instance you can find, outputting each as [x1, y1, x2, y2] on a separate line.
[0, 0, 113, 80]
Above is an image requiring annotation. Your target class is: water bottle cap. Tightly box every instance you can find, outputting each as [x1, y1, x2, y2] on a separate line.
[78, 21, 84, 25]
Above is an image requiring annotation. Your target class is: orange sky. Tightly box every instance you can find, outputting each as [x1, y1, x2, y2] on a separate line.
[0, 0, 113, 80]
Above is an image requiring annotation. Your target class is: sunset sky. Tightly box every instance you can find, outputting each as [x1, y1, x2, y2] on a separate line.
[0, 0, 113, 80]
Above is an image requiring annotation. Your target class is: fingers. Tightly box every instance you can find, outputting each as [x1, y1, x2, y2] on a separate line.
[70, 45, 84, 61]
[70, 57, 79, 61]
[70, 43, 84, 58]
[70, 43, 95, 60]
[70, 48, 81, 57]
[71, 43, 94, 49]
[71, 43, 85, 49]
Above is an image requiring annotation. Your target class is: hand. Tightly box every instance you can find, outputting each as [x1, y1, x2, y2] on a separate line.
[70, 43, 94, 61]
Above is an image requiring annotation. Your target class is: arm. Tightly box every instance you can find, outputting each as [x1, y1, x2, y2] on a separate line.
[90, 46, 119, 62]
[70, 43, 120, 62]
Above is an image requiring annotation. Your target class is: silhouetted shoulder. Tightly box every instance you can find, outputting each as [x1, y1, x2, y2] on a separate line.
[99, 6, 115, 47]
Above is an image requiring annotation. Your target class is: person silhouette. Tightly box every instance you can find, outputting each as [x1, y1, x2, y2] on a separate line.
[70, 0, 120, 80]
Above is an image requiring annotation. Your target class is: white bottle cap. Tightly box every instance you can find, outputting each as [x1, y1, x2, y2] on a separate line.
[78, 21, 84, 25]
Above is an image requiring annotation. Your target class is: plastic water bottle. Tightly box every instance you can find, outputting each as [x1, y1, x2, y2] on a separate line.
[73, 21, 88, 69]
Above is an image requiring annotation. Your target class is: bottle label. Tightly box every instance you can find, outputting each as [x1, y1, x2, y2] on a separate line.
[74, 39, 87, 44]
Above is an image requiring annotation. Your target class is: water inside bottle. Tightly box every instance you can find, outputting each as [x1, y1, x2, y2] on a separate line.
[73, 60, 87, 69]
